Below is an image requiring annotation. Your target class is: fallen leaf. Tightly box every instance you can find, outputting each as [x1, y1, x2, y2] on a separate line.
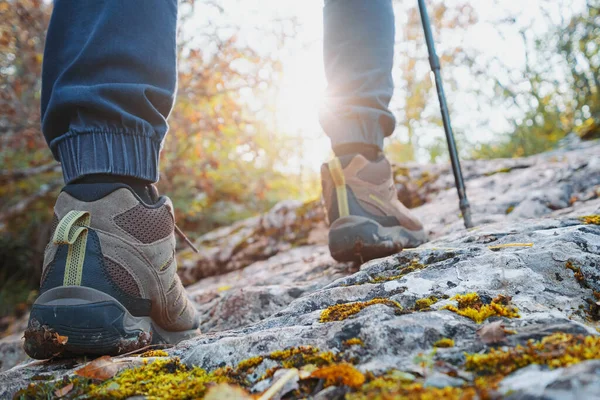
[204, 383, 251, 400]
[56, 334, 68, 345]
[477, 320, 514, 344]
[54, 383, 73, 398]
[75, 356, 120, 381]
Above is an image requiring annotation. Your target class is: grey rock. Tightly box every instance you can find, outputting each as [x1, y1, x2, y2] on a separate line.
[423, 371, 465, 388]
[1, 141, 600, 399]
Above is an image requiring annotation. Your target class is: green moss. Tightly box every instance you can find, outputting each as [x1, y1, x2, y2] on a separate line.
[345, 369, 488, 400]
[14, 377, 93, 400]
[344, 338, 364, 347]
[370, 259, 426, 283]
[484, 167, 513, 176]
[414, 296, 439, 311]
[505, 205, 515, 214]
[268, 346, 338, 368]
[89, 358, 231, 399]
[442, 293, 520, 324]
[320, 298, 403, 322]
[433, 338, 455, 348]
[235, 356, 264, 372]
[139, 349, 169, 358]
[580, 215, 600, 225]
[465, 332, 600, 376]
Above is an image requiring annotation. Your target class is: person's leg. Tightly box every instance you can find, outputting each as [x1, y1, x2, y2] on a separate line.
[320, 0, 427, 262]
[42, 0, 176, 184]
[320, 0, 396, 155]
[25, 0, 200, 360]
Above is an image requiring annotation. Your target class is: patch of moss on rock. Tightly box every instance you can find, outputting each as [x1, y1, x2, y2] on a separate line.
[139, 349, 169, 358]
[370, 259, 426, 284]
[580, 215, 600, 225]
[320, 298, 403, 322]
[442, 293, 520, 324]
[235, 356, 264, 372]
[433, 338, 455, 348]
[465, 332, 600, 376]
[414, 296, 439, 311]
[344, 338, 364, 347]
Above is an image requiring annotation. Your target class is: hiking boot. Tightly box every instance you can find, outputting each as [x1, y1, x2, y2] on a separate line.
[321, 154, 428, 262]
[24, 183, 200, 359]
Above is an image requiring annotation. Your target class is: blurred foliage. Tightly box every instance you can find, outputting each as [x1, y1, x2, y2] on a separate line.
[387, 0, 478, 163]
[0, 0, 305, 317]
[472, 1, 600, 159]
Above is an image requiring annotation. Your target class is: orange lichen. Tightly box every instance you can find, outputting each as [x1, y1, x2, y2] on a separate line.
[320, 298, 403, 322]
[311, 363, 366, 389]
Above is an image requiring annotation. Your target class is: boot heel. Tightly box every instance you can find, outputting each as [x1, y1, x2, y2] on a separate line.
[24, 286, 152, 359]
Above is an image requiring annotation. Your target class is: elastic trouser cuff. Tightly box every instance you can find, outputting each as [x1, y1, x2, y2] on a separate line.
[52, 131, 161, 184]
[321, 113, 391, 150]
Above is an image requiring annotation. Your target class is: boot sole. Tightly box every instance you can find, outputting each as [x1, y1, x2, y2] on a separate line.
[24, 286, 198, 359]
[329, 216, 427, 263]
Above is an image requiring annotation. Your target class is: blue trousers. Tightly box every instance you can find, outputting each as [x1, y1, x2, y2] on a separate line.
[42, 0, 396, 183]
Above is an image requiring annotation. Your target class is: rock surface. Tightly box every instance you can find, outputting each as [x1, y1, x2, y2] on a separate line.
[1, 140, 599, 399]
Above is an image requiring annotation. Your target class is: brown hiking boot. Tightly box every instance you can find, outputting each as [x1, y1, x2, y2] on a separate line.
[321, 154, 428, 262]
[24, 183, 200, 359]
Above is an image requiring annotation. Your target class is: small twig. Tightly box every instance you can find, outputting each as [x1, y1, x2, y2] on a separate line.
[488, 243, 534, 250]
[114, 344, 173, 358]
[258, 368, 298, 400]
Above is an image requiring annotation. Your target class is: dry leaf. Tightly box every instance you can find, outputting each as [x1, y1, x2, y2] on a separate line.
[477, 320, 513, 344]
[56, 334, 68, 345]
[75, 355, 120, 381]
[54, 382, 73, 398]
[204, 383, 251, 400]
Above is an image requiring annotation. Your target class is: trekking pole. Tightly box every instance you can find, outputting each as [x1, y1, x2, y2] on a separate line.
[417, 0, 473, 228]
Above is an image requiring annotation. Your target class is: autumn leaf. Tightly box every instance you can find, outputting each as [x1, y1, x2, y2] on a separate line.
[56, 334, 68, 345]
[75, 356, 120, 381]
[476, 320, 515, 344]
[204, 383, 252, 400]
[54, 383, 73, 398]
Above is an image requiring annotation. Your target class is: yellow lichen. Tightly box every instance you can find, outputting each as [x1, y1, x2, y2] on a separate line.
[89, 358, 231, 399]
[236, 356, 264, 371]
[138, 349, 169, 358]
[269, 346, 337, 368]
[505, 205, 515, 214]
[433, 338, 455, 348]
[580, 215, 600, 225]
[320, 298, 403, 322]
[414, 296, 439, 311]
[442, 293, 520, 324]
[465, 332, 600, 376]
[344, 338, 364, 347]
[311, 363, 366, 389]
[370, 259, 425, 283]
